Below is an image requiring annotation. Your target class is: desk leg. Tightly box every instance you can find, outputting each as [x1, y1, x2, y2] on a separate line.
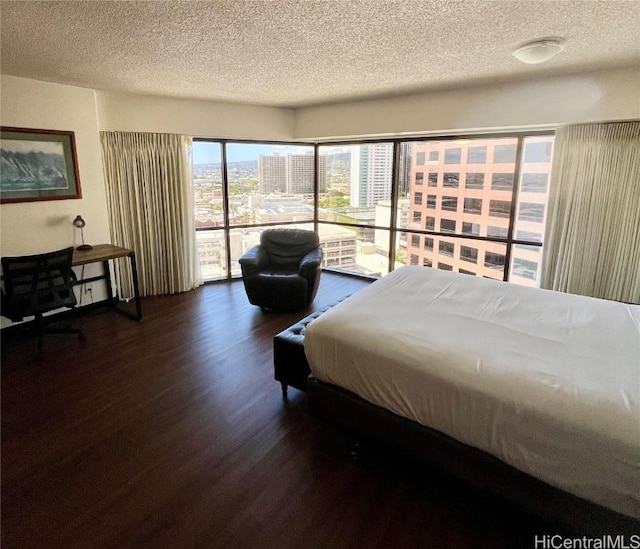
[103, 260, 115, 304]
[129, 251, 142, 320]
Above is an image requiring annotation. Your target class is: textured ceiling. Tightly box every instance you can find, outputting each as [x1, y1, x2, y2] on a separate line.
[1, 0, 639, 108]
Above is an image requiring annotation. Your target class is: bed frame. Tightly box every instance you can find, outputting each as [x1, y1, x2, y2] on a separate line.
[306, 376, 639, 536]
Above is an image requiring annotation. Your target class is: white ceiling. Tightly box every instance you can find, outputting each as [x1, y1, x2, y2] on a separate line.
[1, 0, 639, 108]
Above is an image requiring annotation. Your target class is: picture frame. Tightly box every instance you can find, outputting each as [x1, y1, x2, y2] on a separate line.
[0, 126, 82, 204]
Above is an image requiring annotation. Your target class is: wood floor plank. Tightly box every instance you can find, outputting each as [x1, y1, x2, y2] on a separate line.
[2, 273, 551, 549]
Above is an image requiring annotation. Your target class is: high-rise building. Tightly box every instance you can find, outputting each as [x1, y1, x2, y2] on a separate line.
[258, 154, 286, 193]
[399, 142, 412, 198]
[286, 153, 327, 194]
[404, 137, 554, 286]
[259, 153, 327, 194]
[350, 144, 394, 207]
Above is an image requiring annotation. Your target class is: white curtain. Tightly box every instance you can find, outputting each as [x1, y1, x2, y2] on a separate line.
[541, 121, 640, 304]
[101, 132, 203, 298]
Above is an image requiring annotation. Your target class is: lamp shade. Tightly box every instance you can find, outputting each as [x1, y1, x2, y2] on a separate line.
[512, 39, 564, 64]
[72, 215, 92, 250]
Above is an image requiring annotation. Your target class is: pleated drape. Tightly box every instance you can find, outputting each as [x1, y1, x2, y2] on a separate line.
[101, 132, 202, 298]
[541, 122, 640, 304]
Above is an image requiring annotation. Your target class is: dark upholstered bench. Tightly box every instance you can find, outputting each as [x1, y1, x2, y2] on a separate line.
[273, 294, 351, 397]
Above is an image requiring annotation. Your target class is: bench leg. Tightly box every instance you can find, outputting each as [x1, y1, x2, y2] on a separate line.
[281, 382, 288, 398]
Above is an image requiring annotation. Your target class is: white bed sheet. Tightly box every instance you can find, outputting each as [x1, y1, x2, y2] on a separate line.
[304, 266, 640, 519]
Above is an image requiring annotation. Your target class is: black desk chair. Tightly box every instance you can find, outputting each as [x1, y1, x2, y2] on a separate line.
[1, 247, 84, 356]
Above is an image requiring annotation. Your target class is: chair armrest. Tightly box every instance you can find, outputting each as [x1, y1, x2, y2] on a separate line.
[299, 248, 323, 273]
[239, 246, 268, 275]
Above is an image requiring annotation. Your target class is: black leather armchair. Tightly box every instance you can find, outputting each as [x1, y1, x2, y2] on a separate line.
[239, 229, 323, 312]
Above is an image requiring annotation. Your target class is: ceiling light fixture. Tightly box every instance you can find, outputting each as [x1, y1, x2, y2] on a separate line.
[512, 38, 565, 65]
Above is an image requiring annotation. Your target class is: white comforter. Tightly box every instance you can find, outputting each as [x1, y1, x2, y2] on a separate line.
[304, 266, 640, 519]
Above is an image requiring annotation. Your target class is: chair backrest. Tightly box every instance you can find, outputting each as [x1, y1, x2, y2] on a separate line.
[1, 247, 77, 322]
[260, 229, 319, 268]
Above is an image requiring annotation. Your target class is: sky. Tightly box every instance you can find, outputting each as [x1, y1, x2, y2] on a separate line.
[193, 143, 313, 165]
[193, 142, 353, 165]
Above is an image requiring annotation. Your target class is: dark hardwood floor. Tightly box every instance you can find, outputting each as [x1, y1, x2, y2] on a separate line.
[2, 272, 553, 549]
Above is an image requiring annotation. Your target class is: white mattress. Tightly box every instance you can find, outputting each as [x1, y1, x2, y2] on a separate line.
[304, 266, 640, 519]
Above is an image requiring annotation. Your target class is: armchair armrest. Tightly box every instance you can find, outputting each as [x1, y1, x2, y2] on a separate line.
[239, 246, 268, 275]
[299, 248, 323, 273]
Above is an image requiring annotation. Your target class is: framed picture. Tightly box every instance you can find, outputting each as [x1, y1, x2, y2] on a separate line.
[0, 126, 82, 204]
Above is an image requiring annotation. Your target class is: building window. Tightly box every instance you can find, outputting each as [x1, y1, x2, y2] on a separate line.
[513, 258, 539, 280]
[438, 262, 453, 271]
[424, 237, 434, 251]
[462, 222, 480, 235]
[463, 198, 482, 214]
[521, 173, 548, 193]
[429, 151, 439, 162]
[465, 173, 484, 189]
[516, 230, 542, 243]
[460, 246, 478, 263]
[485, 252, 506, 270]
[423, 258, 433, 267]
[426, 194, 436, 209]
[411, 234, 420, 247]
[494, 144, 517, 163]
[428, 173, 438, 187]
[459, 268, 475, 275]
[425, 217, 435, 231]
[489, 200, 511, 219]
[415, 172, 424, 185]
[467, 146, 487, 163]
[439, 241, 454, 257]
[491, 173, 514, 191]
[416, 152, 425, 165]
[487, 225, 508, 238]
[444, 148, 461, 164]
[440, 219, 456, 233]
[442, 196, 458, 211]
[412, 211, 422, 223]
[524, 141, 552, 163]
[518, 203, 545, 223]
[413, 191, 423, 205]
[410, 254, 419, 265]
[443, 173, 459, 188]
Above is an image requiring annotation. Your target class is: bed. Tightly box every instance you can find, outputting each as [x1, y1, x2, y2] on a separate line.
[303, 266, 640, 532]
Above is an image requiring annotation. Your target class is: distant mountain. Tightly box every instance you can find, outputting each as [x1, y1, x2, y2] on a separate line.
[325, 152, 350, 167]
[194, 159, 257, 170]
[194, 152, 351, 170]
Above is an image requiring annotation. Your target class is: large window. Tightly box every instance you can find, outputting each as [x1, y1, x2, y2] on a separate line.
[402, 135, 554, 286]
[192, 133, 554, 287]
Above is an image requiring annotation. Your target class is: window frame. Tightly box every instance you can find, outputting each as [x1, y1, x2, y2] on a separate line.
[192, 130, 553, 283]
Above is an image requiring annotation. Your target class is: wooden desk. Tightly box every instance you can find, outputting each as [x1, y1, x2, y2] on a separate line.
[72, 244, 142, 320]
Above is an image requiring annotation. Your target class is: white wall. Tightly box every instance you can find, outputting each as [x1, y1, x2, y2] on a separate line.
[1, 75, 110, 256]
[96, 91, 296, 140]
[294, 66, 640, 140]
[0, 75, 112, 323]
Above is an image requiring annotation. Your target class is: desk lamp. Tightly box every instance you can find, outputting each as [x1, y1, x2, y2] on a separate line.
[72, 215, 93, 251]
